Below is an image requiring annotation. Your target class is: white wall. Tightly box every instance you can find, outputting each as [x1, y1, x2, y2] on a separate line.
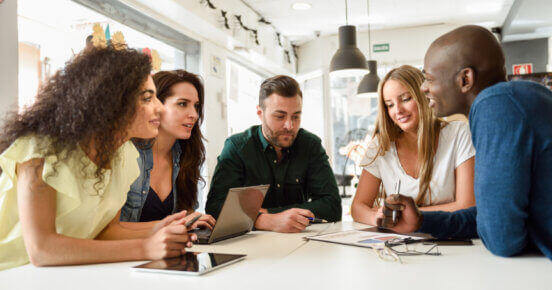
[0, 0, 19, 127]
[298, 24, 460, 74]
[200, 42, 229, 184]
[548, 36, 552, 72]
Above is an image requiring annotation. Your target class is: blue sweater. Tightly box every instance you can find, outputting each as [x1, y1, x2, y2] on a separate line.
[419, 81, 552, 260]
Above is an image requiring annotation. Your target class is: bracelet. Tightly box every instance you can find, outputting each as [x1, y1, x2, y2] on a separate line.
[253, 211, 263, 231]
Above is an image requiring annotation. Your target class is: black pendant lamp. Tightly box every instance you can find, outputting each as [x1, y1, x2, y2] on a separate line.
[329, 0, 368, 77]
[357, 0, 380, 97]
[357, 61, 380, 97]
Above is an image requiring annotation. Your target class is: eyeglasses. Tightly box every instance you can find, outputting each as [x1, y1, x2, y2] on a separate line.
[373, 243, 403, 263]
[374, 237, 441, 263]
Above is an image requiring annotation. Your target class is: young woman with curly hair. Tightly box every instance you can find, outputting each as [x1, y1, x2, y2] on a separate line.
[0, 47, 197, 270]
[351, 65, 476, 226]
[120, 70, 215, 228]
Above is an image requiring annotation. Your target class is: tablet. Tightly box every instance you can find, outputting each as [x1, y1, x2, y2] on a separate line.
[132, 252, 246, 276]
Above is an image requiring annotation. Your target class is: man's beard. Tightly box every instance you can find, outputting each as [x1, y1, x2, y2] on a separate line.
[262, 119, 296, 149]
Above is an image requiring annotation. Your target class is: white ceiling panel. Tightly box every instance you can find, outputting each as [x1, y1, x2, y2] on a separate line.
[242, 0, 552, 44]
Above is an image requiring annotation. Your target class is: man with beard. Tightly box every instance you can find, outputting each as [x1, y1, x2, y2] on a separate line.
[379, 25, 552, 259]
[206, 75, 341, 233]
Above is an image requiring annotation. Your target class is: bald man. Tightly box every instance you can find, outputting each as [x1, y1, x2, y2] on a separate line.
[380, 25, 552, 260]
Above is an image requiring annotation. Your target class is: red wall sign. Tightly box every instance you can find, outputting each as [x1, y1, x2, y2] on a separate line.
[513, 63, 533, 75]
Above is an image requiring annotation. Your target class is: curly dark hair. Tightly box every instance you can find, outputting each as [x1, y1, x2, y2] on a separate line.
[0, 47, 152, 186]
[152, 70, 206, 211]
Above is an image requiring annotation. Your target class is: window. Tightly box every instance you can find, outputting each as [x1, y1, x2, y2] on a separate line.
[225, 60, 264, 135]
[299, 74, 325, 142]
[330, 74, 378, 195]
[17, 0, 190, 110]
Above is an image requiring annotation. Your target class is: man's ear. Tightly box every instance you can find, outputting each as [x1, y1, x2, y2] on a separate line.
[457, 67, 475, 93]
[256, 105, 263, 121]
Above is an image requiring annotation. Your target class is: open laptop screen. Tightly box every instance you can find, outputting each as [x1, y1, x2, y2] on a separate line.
[201, 185, 269, 244]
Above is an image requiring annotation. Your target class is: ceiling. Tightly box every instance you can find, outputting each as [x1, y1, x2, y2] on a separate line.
[502, 0, 552, 42]
[242, 0, 552, 44]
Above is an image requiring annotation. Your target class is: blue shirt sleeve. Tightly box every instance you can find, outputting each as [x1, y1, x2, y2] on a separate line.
[418, 207, 478, 239]
[468, 94, 532, 257]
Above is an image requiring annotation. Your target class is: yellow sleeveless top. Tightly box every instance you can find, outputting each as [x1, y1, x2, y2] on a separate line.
[0, 136, 139, 270]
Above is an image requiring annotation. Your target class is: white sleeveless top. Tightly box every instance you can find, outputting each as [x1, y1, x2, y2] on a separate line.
[360, 121, 475, 205]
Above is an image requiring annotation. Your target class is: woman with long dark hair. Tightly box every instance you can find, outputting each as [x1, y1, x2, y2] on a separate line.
[351, 65, 476, 226]
[120, 70, 215, 227]
[0, 47, 197, 271]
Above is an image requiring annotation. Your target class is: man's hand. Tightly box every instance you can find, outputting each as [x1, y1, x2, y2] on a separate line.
[255, 208, 314, 233]
[378, 194, 423, 233]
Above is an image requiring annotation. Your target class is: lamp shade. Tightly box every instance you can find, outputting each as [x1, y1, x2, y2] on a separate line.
[330, 25, 368, 76]
[357, 60, 380, 97]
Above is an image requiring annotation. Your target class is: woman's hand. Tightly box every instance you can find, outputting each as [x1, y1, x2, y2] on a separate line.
[373, 207, 383, 225]
[142, 223, 197, 260]
[149, 210, 188, 236]
[186, 213, 216, 230]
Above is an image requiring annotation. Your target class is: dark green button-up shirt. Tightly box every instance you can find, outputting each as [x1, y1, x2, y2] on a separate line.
[206, 125, 341, 222]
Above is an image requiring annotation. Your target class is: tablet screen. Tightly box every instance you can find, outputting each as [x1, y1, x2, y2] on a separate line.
[133, 252, 246, 276]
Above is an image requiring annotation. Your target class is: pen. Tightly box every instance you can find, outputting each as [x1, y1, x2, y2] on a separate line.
[185, 214, 202, 228]
[308, 217, 328, 223]
[392, 180, 401, 223]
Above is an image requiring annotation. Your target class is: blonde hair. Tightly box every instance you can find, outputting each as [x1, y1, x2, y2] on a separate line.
[368, 65, 445, 206]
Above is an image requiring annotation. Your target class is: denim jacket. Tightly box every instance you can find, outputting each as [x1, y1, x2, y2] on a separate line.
[120, 142, 182, 222]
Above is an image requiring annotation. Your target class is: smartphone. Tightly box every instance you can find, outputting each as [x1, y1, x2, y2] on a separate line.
[424, 238, 473, 246]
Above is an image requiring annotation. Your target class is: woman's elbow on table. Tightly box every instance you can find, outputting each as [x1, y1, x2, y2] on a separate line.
[26, 244, 54, 267]
[350, 199, 362, 220]
[25, 235, 65, 267]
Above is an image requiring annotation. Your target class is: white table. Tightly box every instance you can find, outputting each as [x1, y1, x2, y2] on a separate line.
[1, 222, 550, 290]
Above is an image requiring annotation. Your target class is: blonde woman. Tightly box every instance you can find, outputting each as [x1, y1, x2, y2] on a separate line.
[351, 65, 475, 226]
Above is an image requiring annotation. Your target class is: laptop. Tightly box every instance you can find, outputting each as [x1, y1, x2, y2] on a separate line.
[192, 184, 269, 244]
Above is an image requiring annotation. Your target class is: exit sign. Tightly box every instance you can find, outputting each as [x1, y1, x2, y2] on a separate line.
[513, 63, 533, 75]
[373, 43, 390, 53]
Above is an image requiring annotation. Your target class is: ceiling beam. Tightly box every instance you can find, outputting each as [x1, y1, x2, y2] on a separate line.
[501, 0, 523, 38]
